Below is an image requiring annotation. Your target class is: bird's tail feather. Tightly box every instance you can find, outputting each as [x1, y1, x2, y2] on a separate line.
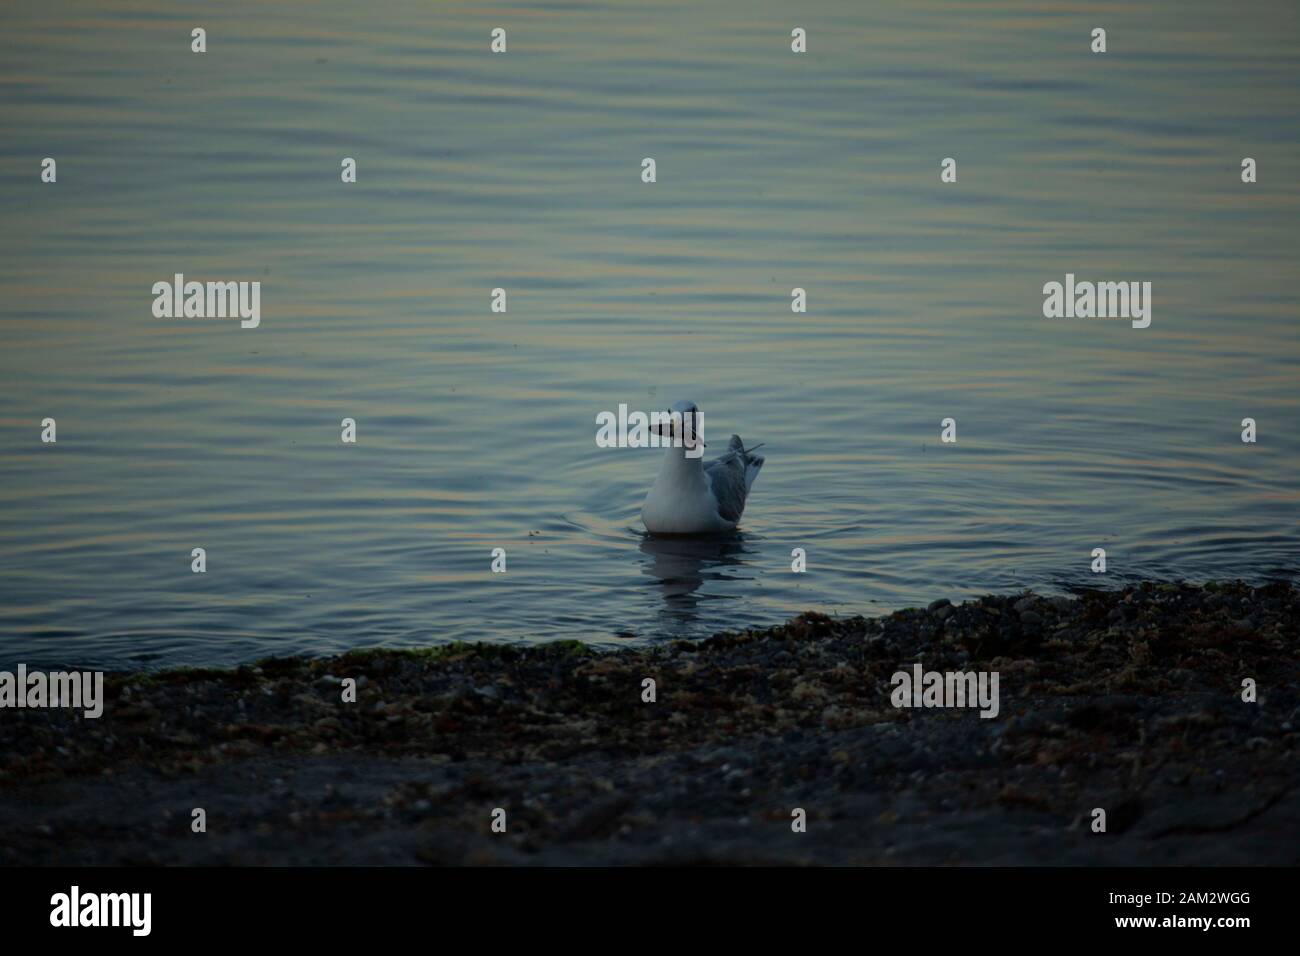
[728, 436, 765, 491]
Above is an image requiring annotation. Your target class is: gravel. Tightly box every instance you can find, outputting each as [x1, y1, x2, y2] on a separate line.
[0, 580, 1295, 865]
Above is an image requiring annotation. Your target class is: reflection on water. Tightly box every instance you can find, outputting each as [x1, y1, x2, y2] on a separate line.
[639, 533, 757, 630]
[0, 0, 1297, 668]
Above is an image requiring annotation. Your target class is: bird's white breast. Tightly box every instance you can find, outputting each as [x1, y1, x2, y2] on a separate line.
[641, 458, 731, 534]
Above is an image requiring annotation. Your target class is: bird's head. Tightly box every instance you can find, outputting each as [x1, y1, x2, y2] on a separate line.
[651, 399, 705, 449]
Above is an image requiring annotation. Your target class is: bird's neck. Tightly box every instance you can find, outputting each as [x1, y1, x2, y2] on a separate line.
[657, 443, 704, 482]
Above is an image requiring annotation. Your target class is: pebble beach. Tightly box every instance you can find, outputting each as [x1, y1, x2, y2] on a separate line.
[2, 581, 1296, 865]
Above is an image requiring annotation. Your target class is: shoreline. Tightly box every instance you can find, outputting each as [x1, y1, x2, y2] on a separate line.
[1, 580, 1296, 865]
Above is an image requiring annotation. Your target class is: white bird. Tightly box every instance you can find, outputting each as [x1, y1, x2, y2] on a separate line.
[641, 400, 764, 535]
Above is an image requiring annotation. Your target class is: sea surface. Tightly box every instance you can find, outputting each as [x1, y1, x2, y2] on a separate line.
[1, 0, 1297, 668]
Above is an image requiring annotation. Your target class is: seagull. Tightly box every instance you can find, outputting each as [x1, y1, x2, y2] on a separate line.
[641, 400, 764, 535]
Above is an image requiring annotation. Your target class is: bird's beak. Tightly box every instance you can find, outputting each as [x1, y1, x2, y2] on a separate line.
[650, 412, 705, 447]
[652, 411, 683, 439]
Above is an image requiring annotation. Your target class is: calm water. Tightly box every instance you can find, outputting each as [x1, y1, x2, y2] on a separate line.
[1, 0, 1297, 669]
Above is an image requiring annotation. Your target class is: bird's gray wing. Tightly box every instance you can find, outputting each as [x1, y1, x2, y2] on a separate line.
[705, 436, 750, 523]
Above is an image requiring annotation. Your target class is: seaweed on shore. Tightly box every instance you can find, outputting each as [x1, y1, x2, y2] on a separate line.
[1, 581, 1296, 865]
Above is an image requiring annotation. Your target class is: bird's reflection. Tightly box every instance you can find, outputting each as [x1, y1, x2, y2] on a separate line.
[638, 532, 755, 630]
